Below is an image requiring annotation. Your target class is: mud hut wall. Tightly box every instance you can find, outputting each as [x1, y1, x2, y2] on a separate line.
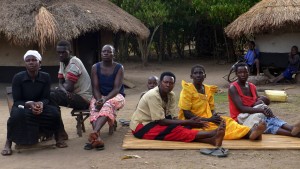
[0, 38, 59, 82]
[0, 40, 27, 67]
[0, 39, 58, 66]
[256, 33, 300, 68]
[256, 33, 300, 53]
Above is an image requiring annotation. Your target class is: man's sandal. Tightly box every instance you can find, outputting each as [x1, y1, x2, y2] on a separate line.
[95, 144, 105, 151]
[83, 142, 104, 151]
[56, 141, 68, 148]
[200, 147, 228, 157]
[84, 143, 93, 150]
[119, 119, 130, 126]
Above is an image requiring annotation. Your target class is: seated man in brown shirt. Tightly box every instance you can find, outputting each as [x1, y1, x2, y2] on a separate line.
[50, 40, 92, 146]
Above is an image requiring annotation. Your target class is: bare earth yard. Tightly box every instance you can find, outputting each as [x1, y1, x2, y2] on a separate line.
[0, 59, 300, 169]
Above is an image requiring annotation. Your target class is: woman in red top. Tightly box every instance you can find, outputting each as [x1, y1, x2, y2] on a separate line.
[228, 62, 300, 136]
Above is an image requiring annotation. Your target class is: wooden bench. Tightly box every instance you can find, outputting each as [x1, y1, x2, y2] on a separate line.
[70, 109, 90, 137]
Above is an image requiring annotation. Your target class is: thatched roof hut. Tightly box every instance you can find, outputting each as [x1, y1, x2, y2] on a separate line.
[0, 0, 150, 83]
[224, 0, 300, 69]
[0, 0, 150, 51]
[225, 0, 300, 38]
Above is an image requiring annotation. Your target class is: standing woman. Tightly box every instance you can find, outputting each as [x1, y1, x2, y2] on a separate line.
[1, 50, 62, 156]
[85, 45, 125, 150]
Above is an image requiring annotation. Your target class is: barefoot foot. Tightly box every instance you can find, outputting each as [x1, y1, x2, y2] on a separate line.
[1, 140, 12, 156]
[213, 120, 226, 146]
[249, 121, 266, 140]
[194, 120, 225, 146]
[1, 148, 12, 156]
[55, 141, 68, 148]
[291, 121, 300, 136]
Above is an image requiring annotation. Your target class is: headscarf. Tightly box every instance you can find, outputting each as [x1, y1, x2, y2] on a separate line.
[24, 50, 42, 61]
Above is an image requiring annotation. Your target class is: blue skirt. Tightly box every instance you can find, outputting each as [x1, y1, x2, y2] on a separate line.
[264, 117, 286, 134]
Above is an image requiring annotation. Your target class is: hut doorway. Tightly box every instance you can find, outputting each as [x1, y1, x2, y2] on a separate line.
[74, 32, 100, 75]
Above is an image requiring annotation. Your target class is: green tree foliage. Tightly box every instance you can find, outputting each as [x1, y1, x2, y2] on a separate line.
[120, 0, 168, 27]
[192, 0, 259, 25]
[111, 0, 259, 63]
[162, 0, 197, 58]
[111, 0, 169, 65]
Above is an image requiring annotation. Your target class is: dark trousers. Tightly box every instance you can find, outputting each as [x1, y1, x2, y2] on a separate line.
[50, 89, 90, 135]
[50, 89, 89, 110]
[7, 105, 60, 145]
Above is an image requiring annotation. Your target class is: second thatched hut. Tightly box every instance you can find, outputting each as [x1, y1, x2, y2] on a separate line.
[225, 0, 300, 69]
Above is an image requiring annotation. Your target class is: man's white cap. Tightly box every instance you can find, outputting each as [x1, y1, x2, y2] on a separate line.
[24, 50, 42, 61]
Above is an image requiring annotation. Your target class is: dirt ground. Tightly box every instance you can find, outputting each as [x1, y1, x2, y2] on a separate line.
[1, 59, 300, 169]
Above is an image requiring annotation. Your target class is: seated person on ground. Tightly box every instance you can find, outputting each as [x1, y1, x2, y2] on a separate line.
[229, 62, 300, 137]
[178, 64, 265, 140]
[244, 41, 260, 76]
[50, 40, 92, 144]
[130, 71, 226, 147]
[140, 75, 159, 98]
[1, 50, 63, 156]
[85, 45, 125, 151]
[269, 46, 300, 84]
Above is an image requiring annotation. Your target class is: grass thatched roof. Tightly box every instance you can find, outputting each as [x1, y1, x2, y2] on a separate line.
[0, 0, 150, 51]
[225, 0, 300, 38]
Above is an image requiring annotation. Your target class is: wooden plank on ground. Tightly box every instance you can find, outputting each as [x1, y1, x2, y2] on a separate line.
[123, 78, 136, 88]
[123, 133, 300, 150]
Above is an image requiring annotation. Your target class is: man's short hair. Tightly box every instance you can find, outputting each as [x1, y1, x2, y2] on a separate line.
[160, 71, 176, 83]
[191, 64, 205, 74]
[57, 40, 72, 51]
[234, 62, 249, 72]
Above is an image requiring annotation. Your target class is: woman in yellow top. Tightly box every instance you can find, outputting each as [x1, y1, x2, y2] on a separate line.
[178, 64, 265, 140]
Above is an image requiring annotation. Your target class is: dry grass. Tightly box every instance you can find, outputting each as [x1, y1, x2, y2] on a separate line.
[0, 0, 149, 51]
[225, 0, 300, 38]
[214, 92, 230, 115]
[35, 7, 58, 53]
